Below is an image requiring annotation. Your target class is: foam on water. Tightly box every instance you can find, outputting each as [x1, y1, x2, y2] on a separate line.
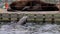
[0, 22, 60, 34]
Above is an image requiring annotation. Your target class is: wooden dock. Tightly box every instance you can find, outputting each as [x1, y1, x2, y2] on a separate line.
[0, 8, 60, 23]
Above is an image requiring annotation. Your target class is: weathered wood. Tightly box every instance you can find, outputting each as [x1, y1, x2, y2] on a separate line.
[0, 9, 60, 22]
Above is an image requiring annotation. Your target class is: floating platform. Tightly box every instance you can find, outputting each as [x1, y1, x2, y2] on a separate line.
[0, 8, 60, 23]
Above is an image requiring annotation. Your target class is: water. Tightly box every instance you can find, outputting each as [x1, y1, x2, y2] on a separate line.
[0, 22, 60, 34]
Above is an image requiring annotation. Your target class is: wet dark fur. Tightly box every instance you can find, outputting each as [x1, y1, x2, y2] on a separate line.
[8, 0, 59, 11]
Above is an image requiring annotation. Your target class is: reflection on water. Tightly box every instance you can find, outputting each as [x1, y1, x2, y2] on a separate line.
[0, 22, 60, 34]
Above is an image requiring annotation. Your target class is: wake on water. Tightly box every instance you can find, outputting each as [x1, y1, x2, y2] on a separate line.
[0, 22, 60, 34]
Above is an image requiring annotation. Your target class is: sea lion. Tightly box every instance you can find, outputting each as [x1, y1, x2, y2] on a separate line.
[8, 0, 59, 11]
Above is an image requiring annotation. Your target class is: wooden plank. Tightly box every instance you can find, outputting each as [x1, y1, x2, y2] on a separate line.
[1, 11, 59, 14]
